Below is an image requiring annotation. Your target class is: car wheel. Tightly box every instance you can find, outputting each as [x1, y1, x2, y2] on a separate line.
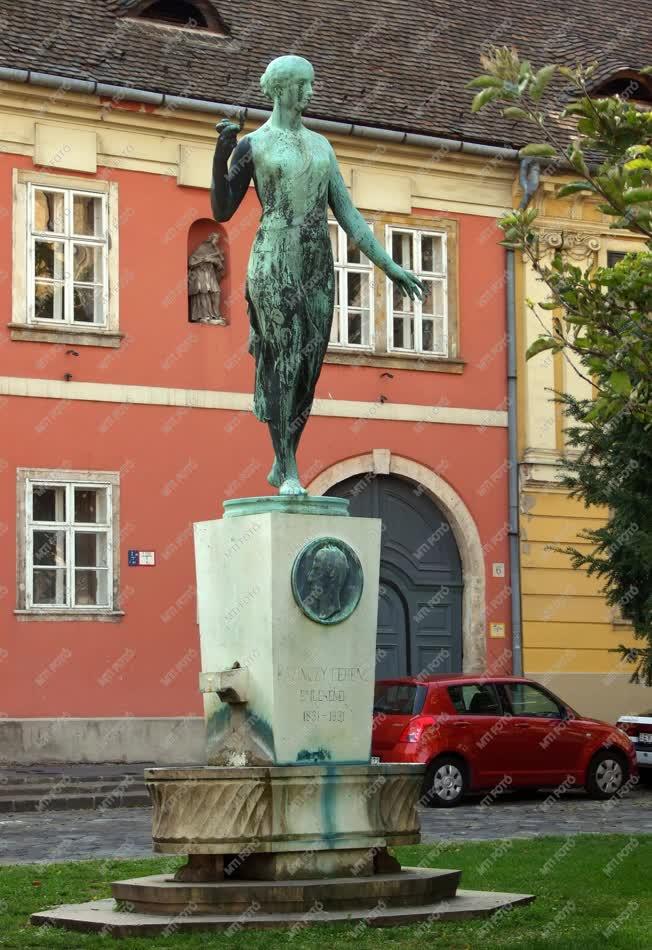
[586, 750, 629, 799]
[422, 756, 467, 808]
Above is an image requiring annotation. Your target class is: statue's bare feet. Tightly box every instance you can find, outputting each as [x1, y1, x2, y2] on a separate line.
[267, 459, 281, 488]
[279, 476, 307, 496]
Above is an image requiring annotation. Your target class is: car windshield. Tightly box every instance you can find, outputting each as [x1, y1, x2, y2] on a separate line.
[373, 683, 427, 715]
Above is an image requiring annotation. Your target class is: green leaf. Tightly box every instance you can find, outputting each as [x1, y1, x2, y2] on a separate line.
[597, 203, 622, 216]
[526, 337, 560, 359]
[609, 371, 632, 396]
[539, 300, 559, 310]
[568, 143, 589, 176]
[502, 106, 530, 120]
[623, 187, 652, 204]
[518, 143, 557, 158]
[471, 88, 501, 112]
[625, 158, 652, 171]
[640, 66, 652, 75]
[556, 181, 597, 198]
[562, 101, 590, 117]
[467, 75, 503, 90]
[576, 117, 594, 135]
[627, 144, 652, 158]
[530, 64, 557, 101]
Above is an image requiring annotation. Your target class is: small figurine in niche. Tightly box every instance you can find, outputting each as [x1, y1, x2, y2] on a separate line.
[188, 231, 226, 325]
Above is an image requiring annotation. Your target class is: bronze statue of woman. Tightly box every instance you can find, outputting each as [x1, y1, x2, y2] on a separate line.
[212, 54, 422, 496]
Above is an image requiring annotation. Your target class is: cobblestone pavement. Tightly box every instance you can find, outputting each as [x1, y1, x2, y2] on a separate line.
[1, 787, 650, 865]
[418, 786, 652, 841]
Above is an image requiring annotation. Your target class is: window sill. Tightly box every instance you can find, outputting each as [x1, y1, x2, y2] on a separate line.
[8, 323, 124, 349]
[325, 349, 464, 373]
[15, 609, 125, 623]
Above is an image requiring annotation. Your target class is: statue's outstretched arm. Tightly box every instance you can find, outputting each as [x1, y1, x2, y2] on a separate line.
[327, 149, 423, 300]
[211, 123, 253, 222]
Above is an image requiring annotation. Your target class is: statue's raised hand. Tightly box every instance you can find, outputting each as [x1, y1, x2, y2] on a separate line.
[215, 118, 241, 154]
[387, 262, 424, 301]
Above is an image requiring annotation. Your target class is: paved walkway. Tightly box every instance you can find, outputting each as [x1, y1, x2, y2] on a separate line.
[419, 786, 652, 841]
[1, 787, 650, 865]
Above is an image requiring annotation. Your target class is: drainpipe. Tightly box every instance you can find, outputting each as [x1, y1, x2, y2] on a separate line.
[506, 159, 540, 676]
[506, 248, 523, 676]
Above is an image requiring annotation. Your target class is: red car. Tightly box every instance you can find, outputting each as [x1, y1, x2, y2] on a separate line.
[372, 675, 637, 807]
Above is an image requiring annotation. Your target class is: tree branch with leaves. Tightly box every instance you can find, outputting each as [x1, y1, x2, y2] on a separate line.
[469, 47, 652, 683]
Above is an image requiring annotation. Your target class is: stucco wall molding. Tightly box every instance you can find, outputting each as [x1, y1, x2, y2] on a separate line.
[0, 377, 508, 428]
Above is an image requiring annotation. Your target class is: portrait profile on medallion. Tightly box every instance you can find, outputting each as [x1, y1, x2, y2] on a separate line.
[291, 537, 363, 625]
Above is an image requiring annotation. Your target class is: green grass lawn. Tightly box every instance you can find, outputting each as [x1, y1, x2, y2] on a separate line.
[1, 835, 650, 949]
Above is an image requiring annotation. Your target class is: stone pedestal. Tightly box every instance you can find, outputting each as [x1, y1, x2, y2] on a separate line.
[146, 763, 422, 879]
[194, 496, 381, 767]
[31, 495, 535, 934]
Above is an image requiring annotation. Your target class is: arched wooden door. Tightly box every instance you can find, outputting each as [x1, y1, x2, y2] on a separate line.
[326, 475, 463, 678]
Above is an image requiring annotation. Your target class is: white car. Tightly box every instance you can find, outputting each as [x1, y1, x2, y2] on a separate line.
[617, 711, 652, 781]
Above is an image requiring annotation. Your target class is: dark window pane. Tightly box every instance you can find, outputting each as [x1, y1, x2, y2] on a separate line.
[72, 194, 102, 236]
[348, 312, 362, 345]
[33, 567, 67, 605]
[447, 684, 501, 715]
[74, 569, 108, 606]
[75, 532, 108, 568]
[73, 244, 102, 283]
[34, 282, 64, 321]
[34, 189, 64, 233]
[421, 234, 443, 273]
[73, 286, 100, 323]
[347, 272, 369, 309]
[373, 683, 426, 715]
[74, 488, 107, 523]
[393, 315, 413, 349]
[34, 240, 64, 280]
[141, 0, 209, 28]
[33, 530, 66, 567]
[391, 231, 412, 269]
[504, 683, 562, 718]
[422, 320, 433, 351]
[32, 485, 66, 522]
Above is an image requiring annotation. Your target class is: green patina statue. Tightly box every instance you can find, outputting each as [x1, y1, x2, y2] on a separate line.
[212, 54, 422, 496]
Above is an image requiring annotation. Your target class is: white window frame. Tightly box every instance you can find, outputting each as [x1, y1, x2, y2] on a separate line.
[328, 219, 375, 350]
[10, 170, 122, 348]
[16, 468, 123, 621]
[385, 225, 449, 357]
[27, 183, 109, 328]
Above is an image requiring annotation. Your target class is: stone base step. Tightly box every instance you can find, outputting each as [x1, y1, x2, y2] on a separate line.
[31, 888, 535, 935]
[0, 764, 153, 785]
[0, 765, 151, 812]
[112, 868, 460, 914]
[0, 789, 150, 813]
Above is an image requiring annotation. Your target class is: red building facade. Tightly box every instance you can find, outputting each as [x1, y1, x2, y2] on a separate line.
[0, 77, 514, 762]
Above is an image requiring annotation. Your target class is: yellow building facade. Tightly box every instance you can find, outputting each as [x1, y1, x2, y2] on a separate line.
[517, 182, 651, 722]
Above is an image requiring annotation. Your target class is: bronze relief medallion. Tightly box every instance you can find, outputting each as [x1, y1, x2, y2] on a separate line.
[291, 537, 364, 625]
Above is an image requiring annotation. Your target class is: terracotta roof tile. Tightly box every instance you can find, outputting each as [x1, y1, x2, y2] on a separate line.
[0, 0, 649, 146]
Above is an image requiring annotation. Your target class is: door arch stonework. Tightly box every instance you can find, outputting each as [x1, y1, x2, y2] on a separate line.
[307, 451, 487, 674]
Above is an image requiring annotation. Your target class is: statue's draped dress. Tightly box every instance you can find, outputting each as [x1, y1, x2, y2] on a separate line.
[243, 127, 335, 441]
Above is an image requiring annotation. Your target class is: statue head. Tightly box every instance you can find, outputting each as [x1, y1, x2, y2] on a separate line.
[307, 544, 349, 620]
[260, 55, 314, 112]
